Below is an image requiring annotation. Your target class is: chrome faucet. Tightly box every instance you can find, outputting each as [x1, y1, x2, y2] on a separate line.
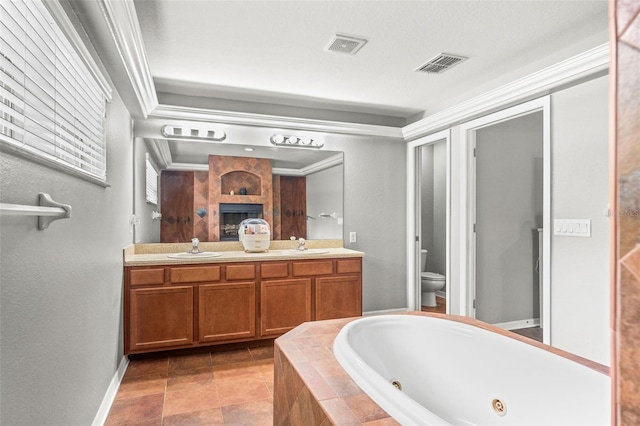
[297, 237, 306, 251]
[191, 237, 200, 254]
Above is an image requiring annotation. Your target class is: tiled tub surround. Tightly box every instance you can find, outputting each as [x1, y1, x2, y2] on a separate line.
[613, 0, 640, 422]
[274, 313, 609, 425]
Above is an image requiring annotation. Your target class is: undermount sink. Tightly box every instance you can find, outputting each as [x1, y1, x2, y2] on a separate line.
[280, 249, 330, 255]
[167, 252, 222, 259]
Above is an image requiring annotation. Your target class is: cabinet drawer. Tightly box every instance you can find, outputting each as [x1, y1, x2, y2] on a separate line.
[226, 264, 256, 280]
[130, 268, 165, 286]
[171, 266, 221, 283]
[292, 261, 333, 276]
[336, 259, 361, 274]
[261, 262, 289, 279]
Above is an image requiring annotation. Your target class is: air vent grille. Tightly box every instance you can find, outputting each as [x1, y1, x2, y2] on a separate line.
[326, 34, 367, 55]
[415, 53, 468, 74]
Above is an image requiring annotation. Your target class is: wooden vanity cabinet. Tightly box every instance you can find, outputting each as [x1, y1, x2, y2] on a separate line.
[316, 259, 362, 320]
[124, 257, 362, 355]
[198, 262, 257, 343]
[129, 285, 194, 352]
[260, 279, 312, 336]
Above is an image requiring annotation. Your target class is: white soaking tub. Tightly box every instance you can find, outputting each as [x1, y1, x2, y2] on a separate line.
[333, 314, 609, 426]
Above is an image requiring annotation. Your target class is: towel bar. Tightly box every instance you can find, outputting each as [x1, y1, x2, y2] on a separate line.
[0, 193, 72, 230]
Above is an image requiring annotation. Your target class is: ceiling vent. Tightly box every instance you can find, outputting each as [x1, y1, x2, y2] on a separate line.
[326, 34, 368, 55]
[415, 53, 468, 74]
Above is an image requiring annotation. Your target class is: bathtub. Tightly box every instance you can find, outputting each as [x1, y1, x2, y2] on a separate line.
[333, 314, 610, 426]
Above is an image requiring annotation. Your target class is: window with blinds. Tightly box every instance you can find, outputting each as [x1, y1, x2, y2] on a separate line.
[0, 0, 108, 181]
[145, 154, 158, 205]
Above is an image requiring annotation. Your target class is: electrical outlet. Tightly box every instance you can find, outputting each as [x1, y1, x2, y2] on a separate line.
[349, 232, 357, 243]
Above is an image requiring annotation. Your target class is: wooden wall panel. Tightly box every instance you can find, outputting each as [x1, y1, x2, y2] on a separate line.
[160, 171, 194, 243]
[280, 176, 306, 240]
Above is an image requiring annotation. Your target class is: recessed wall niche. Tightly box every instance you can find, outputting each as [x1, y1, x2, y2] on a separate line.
[221, 171, 261, 195]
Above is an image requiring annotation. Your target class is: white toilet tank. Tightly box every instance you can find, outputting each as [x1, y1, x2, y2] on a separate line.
[421, 249, 427, 272]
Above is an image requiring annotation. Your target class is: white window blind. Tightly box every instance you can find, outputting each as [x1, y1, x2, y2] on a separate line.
[145, 153, 158, 205]
[0, 0, 107, 181]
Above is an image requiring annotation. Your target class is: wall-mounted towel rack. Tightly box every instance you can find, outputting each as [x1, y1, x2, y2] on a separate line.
[0, 193, 72, 230]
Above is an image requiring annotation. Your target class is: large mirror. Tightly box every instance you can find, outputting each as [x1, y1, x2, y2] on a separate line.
[135, 137, 344, 244]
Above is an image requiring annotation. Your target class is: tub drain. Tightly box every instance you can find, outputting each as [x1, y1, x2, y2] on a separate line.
[390, 380, 402, 391]
[492, 398, 507, 416]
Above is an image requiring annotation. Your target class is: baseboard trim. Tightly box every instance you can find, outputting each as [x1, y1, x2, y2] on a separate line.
[493, 318, 540, 331]
[92, 356, 130, 426]
[363, 307, 408, 316]
[436, 290, 447, 298]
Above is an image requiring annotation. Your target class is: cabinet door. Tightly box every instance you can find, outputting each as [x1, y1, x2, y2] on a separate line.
[315, 276, 362, 320]
[199, 282, 256, 342]
[129, 286, 194, 352]
[261, 279, 311, 336]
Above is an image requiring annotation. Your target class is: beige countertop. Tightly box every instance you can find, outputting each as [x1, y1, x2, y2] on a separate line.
[123, 240, 363, 266]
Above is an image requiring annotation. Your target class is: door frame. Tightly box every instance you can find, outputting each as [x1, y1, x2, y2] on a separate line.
[406, 129, 451, 312]
[459, 96, 551, 344]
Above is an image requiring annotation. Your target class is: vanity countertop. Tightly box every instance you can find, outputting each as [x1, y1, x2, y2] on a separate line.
[124, 241, 363, 266]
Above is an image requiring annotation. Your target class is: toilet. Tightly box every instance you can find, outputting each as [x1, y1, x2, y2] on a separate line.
[420, 249, 446, 307]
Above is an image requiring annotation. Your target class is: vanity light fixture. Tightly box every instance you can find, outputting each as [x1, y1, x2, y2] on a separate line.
[270, 134, 324, 149]
[162, 125, 227, 141]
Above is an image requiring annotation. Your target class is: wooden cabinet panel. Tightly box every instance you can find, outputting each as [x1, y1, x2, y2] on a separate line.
[261, 262, 289, 279]
[226, 264, 256, 280]
[292, 261, 333, 277]
[171, 266, 220, 283]
[261, 279, 311, 336]
[160, 170, 194, 243]
[130, 268, 165, 286]
[279, 176, 307, 239]
[336, 259, 362, 274]
[199, 282, 255, 342]
[129, 286, 193, 352]
[315, 276, 362, 320]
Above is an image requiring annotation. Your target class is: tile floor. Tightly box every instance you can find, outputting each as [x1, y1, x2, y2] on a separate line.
[106, 343, 275, 425]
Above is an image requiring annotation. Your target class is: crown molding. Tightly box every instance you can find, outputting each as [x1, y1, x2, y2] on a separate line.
[145, 139, 172, 169]
[403, 43, 609, 141]
[44, 0, 113, 100]
[99, 0, 158, 116]
[166, 162, 208, 171]
[150, 104, 404, 139]
[273, 153, 343, 177]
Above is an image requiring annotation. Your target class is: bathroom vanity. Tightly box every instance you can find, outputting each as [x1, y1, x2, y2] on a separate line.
[123, 242, 363, 355]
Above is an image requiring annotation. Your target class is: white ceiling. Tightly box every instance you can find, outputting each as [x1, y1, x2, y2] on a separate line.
[133, 0, 608, 123]
[70, 0, 608, 170]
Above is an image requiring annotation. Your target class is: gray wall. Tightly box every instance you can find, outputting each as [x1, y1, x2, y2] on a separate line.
[306, 164, 344, 240]
[474, 112, 544, 324]
[550, 75, 609, 365]
[337, 136, 407, 312]
[0, 90, 132, 424]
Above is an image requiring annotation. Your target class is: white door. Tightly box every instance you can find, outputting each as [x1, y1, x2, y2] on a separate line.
[474, 111, 543, 326]
[406, 130, 451, 312]
[459, 96, 551, 344]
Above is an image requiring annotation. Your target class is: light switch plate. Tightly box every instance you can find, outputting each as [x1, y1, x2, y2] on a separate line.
[554, 219, 591, 237]
[349, 231, 357, 243]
